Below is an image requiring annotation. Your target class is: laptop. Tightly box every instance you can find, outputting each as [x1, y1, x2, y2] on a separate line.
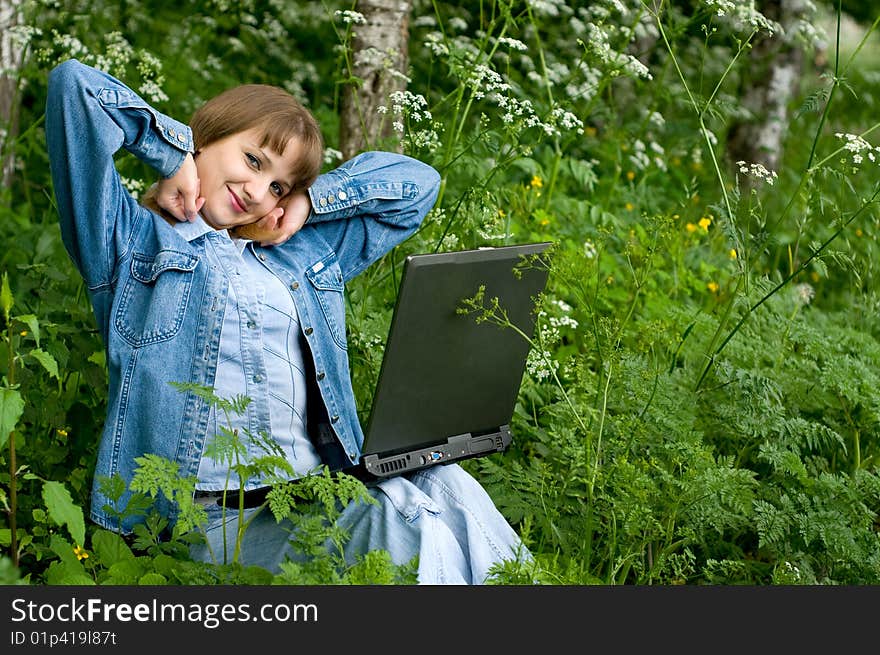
[348, 241, 552, 481]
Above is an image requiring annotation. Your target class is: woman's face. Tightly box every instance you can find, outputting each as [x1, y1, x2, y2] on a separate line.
[194, 127, 302, 230]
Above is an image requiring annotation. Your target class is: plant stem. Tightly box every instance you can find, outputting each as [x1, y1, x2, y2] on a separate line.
[6, 319, 18, 567]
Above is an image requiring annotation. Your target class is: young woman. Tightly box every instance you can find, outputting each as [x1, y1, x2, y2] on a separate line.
[45, 59, 527, 584]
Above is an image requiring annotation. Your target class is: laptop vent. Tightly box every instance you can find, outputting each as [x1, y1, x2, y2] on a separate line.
[379, 457, 407, 474]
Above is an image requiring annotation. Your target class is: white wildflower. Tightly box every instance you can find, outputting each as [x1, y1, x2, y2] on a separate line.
[120, 176, 145, 199]
[335, 10, 367, 24]
[834, 132, 880, 168]
[526, 347, 559, 381]
[794, 283, 815, 306]
[448, 17, 468, 31]
[323, 148, 343, 165]
[735, 160, 778, 185]
[498, 37, 528, 51]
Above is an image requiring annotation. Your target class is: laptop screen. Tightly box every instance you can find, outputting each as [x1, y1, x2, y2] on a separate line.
[361, 242, 552, 457]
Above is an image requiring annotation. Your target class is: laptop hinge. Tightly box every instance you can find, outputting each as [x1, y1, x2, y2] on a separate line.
[362, 425, 512, 478]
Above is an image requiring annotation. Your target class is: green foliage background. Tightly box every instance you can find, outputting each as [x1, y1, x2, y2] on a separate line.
[2, 0, 880, 584]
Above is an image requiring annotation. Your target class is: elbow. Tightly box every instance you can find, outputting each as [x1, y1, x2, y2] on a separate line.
[388, 155, 439, 230]
[47, 58, 84, 98]
[412, 160, 441, 229]
[417, 160, 441, 208]
[47, 59, 91, 120]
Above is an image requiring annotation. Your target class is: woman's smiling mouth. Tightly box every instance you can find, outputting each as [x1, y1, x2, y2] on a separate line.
[227, 186, 246, 213]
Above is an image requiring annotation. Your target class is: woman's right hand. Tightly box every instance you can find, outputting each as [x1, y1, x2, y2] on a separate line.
[156, 152, 204, 221]
[230, 191, 311, 245]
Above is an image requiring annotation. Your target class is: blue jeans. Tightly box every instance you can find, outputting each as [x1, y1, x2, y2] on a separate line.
[189, 463, 527, 584]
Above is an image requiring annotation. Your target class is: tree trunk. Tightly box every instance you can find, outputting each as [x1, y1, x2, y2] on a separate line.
[726, 0, 814, 175]
[0, 0, 24, 188]
[338, 0, 412, 161]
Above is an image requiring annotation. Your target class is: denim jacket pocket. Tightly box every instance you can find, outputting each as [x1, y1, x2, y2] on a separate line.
[305, 253, 347, 351]
[115, 250, 199, 347]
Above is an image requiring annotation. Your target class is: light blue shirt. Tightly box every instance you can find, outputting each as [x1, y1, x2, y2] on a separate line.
[171, 218, 322, 490]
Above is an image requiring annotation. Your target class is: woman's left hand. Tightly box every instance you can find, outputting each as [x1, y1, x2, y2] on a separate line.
[155, 152, 205, 222]
[230, 191, 311, 246]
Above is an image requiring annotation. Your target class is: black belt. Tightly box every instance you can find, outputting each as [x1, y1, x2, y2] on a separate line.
[194, 486, 272, 509]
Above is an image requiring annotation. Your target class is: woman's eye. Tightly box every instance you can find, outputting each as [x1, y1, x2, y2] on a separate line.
[246, 153, 260, 168]
[270, 182, 284, 197]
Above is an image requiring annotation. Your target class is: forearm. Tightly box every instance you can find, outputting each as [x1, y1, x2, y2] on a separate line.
[302, 151, 441, 279]
[305, 151, 440, 230]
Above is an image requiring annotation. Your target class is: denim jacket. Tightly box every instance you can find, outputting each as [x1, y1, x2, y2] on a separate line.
[45, 60, 440, 533]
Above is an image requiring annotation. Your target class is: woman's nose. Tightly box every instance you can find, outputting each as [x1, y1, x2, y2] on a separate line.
[243, 178, 269, 205]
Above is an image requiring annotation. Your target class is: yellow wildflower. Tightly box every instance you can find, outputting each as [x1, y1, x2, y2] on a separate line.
[57, 428, 68, 437]
[20, 330, 27, 336]
[73, 545, 89, 561]
[810, 271, 820, 283]
[625, 202, 634, 211]
[686, 223, 697, 233]
[498, 209, 506, 218]
[729, 249, 737, 259]
[529, 175, 543, 189]
[626, 171, 635, 181]
[699, 216, 712, 231]
[856, 228, 863, 237]
[707, 281, 719, 293]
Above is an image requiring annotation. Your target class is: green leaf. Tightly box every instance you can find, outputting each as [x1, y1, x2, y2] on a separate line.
[138, 572, 168, 585]
[0, 388, 24, 450]
[16, 314, 40, 347]
[1, 272, 12, 321]
[45, 560, 95, 586]
[88, 350, 106, 368]
[43, 481, 86, 547]
[48, 533, 81, 567]
[29, 349, 59, 379]
[104, 560, 144, 584]
[91, 529, 135, 566]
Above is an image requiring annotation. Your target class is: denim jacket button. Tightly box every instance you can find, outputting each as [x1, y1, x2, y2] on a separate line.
[316, 372, 325, 380]
[328, 195, 335, 203]
[338, 191, 347, 200]
[290, 281, 299, 290]
[319, 197, 327, 207]
[252, 374, 263, 383]
[330, 414, 339, 423]
[304, 327, 313, 335]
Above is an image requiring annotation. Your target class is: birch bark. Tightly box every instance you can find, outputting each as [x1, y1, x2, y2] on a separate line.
[0, 0, 24, 188]
[726, 0, 815, 175]
[338, 0, 412, 161]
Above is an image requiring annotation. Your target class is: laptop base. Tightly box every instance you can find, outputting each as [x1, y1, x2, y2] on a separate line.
[353, 425, 512, 480]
